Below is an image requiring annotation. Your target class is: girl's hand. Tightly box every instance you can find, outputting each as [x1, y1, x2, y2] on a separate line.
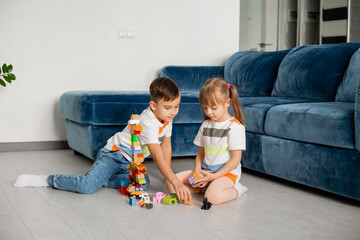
[193, 170, 216, 187]
[193, 180, 208, 188]
[190, 169, 206, 188]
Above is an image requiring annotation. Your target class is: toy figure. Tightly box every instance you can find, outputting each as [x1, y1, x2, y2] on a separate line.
[139, 192, 153, 209]
[152, 192, 166, 203]
[201, 197, 212, 210]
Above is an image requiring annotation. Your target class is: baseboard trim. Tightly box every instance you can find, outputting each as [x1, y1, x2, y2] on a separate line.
[0, 141, 70, 152]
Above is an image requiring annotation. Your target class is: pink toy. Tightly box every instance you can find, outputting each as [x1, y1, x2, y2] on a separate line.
[131, 145, 142, 151]
[152, 192, 166, 203]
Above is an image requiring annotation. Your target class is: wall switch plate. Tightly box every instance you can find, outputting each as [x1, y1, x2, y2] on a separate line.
[118, 30, 135, 39]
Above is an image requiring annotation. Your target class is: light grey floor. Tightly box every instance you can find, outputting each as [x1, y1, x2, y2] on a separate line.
[0, 150, 359, 240]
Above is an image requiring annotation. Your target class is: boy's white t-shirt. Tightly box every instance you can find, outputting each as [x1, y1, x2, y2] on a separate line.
[104, 107, 172, 158]
[193, 117, 246, 183]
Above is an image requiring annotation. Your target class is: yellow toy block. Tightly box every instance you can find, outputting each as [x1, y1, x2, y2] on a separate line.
[132, 141, 140, 146]
[131, 114, 140, 120]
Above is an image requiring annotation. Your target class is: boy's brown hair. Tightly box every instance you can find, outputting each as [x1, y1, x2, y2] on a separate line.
[150, 77, 180, 103]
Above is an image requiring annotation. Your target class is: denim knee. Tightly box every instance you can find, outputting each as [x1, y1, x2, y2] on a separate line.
[74, 178, 101, 194]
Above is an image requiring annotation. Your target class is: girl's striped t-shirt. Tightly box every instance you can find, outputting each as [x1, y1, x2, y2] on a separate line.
[193, 117, 246, 182]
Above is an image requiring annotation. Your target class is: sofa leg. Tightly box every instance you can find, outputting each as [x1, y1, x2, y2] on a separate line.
[73, 150, 81, 156]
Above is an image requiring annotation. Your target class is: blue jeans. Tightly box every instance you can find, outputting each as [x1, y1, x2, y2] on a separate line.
[48, 147, 150, 194]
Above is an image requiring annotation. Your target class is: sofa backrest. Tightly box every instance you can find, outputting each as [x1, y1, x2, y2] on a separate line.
[335, 48, 360, 102]
[224, 50, 290, 96]
[160, 66, 224, 93]
[272, 42, 360, 101]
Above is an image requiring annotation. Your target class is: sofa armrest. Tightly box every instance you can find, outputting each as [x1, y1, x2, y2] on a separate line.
[59, 91, 151, 125]
[160, 66, 224, 93]
[356, 78, 360, 151]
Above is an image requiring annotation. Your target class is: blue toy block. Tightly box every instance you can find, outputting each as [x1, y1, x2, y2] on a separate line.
[120, 179, 129, 187]
[129, 197, 136, 206]
[133, 150, 143, 154]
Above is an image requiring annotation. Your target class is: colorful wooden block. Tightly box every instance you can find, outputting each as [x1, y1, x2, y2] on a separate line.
[119, 186, 129, 195]
[136, 177, 146, 185]
[188, 171, 205, 185]
[131, 134, 137, 142]
[119, 179, 129, 186]
[130, 129, 141, 134]
[129, 197, 136, 206]
[131, 145, 142, 151]
[133, 152, 144, 159]
[134, 125, 143, 131]
[131, 114, 140, 120]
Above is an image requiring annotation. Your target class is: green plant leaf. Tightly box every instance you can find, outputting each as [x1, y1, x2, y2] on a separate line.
[8, 73, 16, 80]
[2, 64, 8, 73]
[0, 67, 1, 74]
[3, 75, 11, 83]
[0, 78, 6, 87]
[7, 65, 13, 73]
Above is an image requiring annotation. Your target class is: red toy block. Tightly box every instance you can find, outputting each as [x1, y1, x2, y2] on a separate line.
[119, 186, 129, 195]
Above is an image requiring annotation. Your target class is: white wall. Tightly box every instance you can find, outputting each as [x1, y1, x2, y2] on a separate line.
[0, 0, 239, 143]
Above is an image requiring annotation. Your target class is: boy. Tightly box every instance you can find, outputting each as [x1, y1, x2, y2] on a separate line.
[14, 77, 192, 202]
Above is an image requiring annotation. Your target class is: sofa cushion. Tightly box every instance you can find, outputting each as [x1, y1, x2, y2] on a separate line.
[272, 43, 360, 101]
[239, 97, 315, 134]
[336, 48, 360, 102]
[174, 93, 203, 124]
[264, 102, 355, 149]
[59, 91, 204, 125]
[160, 66, 224, 93]
[225, 50, 290, 96]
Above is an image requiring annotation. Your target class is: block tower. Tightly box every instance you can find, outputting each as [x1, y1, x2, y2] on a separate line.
[114, 114, 152, 208]
[127, 114, 147, 188]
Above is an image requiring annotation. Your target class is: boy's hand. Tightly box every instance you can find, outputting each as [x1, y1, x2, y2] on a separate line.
[173, 180, 192, 203]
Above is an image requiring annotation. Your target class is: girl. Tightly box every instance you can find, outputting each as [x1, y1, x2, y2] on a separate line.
[166, 78, 247, 208]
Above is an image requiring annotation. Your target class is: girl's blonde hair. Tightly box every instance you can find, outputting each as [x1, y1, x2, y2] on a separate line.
[199, 78, 245, 125]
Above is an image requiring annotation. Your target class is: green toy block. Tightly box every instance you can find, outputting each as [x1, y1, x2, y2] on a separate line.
[131, 134, 137, 142]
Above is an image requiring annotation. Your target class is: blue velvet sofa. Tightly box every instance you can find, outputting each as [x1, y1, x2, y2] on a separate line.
[59, 42, 360, 200]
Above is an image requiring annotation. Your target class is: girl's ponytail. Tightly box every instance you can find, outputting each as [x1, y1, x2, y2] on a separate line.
[229, 85, 245, 126]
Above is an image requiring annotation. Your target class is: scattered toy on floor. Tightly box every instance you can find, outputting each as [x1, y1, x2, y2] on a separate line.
[139, 192, 153, 209]
[153, 192, 166, 203]
[183, 199, 194, 205]
[161, 193, 179, 205]
[201, 197, 212, 210]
